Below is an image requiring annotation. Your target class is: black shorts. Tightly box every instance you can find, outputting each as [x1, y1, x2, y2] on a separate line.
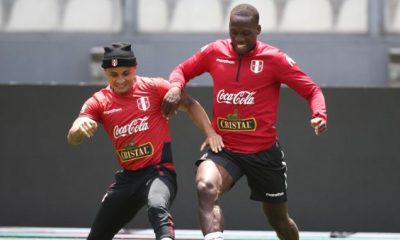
[198, 142, 287, 203]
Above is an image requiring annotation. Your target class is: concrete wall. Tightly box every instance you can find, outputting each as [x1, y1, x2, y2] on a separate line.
[0, 85, 399, 232]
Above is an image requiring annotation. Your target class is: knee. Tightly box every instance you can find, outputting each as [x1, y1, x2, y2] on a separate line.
[148, 199, 168, 215]
[147, 201, 172, 228]
[148, 194, 171, 219]
[196, 178, 219, 200]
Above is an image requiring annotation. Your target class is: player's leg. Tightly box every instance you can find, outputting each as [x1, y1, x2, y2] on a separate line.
[146, 167, 177, 240]
[195, 150, 242, 239]
[242, 142, 298, 240]
[87, 171, 146, 240]
[262, 201, 299, 240]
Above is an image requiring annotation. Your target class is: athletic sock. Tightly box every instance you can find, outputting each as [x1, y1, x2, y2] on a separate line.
[204, 231, 223, 240]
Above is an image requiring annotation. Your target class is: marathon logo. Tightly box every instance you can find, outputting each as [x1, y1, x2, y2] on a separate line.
[217, 117, 257, 131]
[117, 142, 154, 162]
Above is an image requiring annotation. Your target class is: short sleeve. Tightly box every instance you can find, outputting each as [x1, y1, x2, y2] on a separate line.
[79, 96, 102, 122]
[154, 77, 171, 98]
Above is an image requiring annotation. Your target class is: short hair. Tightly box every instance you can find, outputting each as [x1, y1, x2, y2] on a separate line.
[230, 4, 259, 25]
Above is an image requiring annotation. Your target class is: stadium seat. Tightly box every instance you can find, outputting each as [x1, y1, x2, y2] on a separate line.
[62, 0, 122, 32]
[6, 0, 59, 31]
[0, 2, 3, 29]
[225, 0, 277, 31]
[138, 0, 169, 31]
[336, 0, 368, 32]
[280, 0, 333, 32]
[170, 0, 223, 32]
[391, 0, 400, 32]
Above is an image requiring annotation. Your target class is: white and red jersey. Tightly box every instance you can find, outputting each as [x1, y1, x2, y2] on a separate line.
[79, 76, 173, 171]
[170, 39, 327, 154]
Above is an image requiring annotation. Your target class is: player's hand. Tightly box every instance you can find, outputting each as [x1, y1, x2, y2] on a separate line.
[310, 117, 327, 136]
[77, 117, 98, 138]
[162, 87, 181, 119]
[200, 133, 224, 153]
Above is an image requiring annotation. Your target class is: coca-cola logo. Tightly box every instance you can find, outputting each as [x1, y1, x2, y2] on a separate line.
[113, 116, 149, 138]
[216, 89, 256, 105]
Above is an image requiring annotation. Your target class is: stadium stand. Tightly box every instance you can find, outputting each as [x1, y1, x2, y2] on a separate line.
[280, 0, 333, 32]
[0, 1, 3, 29]
[336, 0, 368, 32]
[62, 0, 122, 32]
[225, 0, 277, 31]
[138, 0, 169, 31]
[170, 0, 223, 32]
[6, 0, 60, 31]
[390, 0, 400, 32]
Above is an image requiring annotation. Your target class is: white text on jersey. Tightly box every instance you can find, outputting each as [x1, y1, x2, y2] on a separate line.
[216, 58, 235, 64]
[216, 89, 256, 105]
[113, 116, 149, 138]
[104, 108, 122, 115]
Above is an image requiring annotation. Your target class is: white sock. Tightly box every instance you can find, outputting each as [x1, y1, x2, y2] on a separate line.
[161, 238, 173, 240]
[204, 231, 223, 240]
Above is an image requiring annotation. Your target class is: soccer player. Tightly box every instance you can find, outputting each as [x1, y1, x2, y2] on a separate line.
[161, 4, 327, 240]
[67, 42, 223, 240]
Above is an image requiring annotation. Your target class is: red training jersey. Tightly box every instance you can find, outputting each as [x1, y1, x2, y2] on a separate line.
[170, 39, 327, 154]
[79, 76, 173, 171]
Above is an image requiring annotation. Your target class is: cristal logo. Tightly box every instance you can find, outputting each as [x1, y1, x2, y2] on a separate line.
[216, 89, 256, 105]
[113, 116, 149, 138]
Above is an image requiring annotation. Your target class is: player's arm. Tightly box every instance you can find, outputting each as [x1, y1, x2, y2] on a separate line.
[161, 86, 182, 119]
[162, 43, 213, 118]
[67, 116, 98, 145]
[177, 93, 224, 153]
[276, 52, 327, 136]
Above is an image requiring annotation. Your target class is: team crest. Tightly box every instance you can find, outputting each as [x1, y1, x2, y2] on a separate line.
[137, 96, 150, 111]
[251, 60, 263, 74]
[111, 58, 118, 67]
